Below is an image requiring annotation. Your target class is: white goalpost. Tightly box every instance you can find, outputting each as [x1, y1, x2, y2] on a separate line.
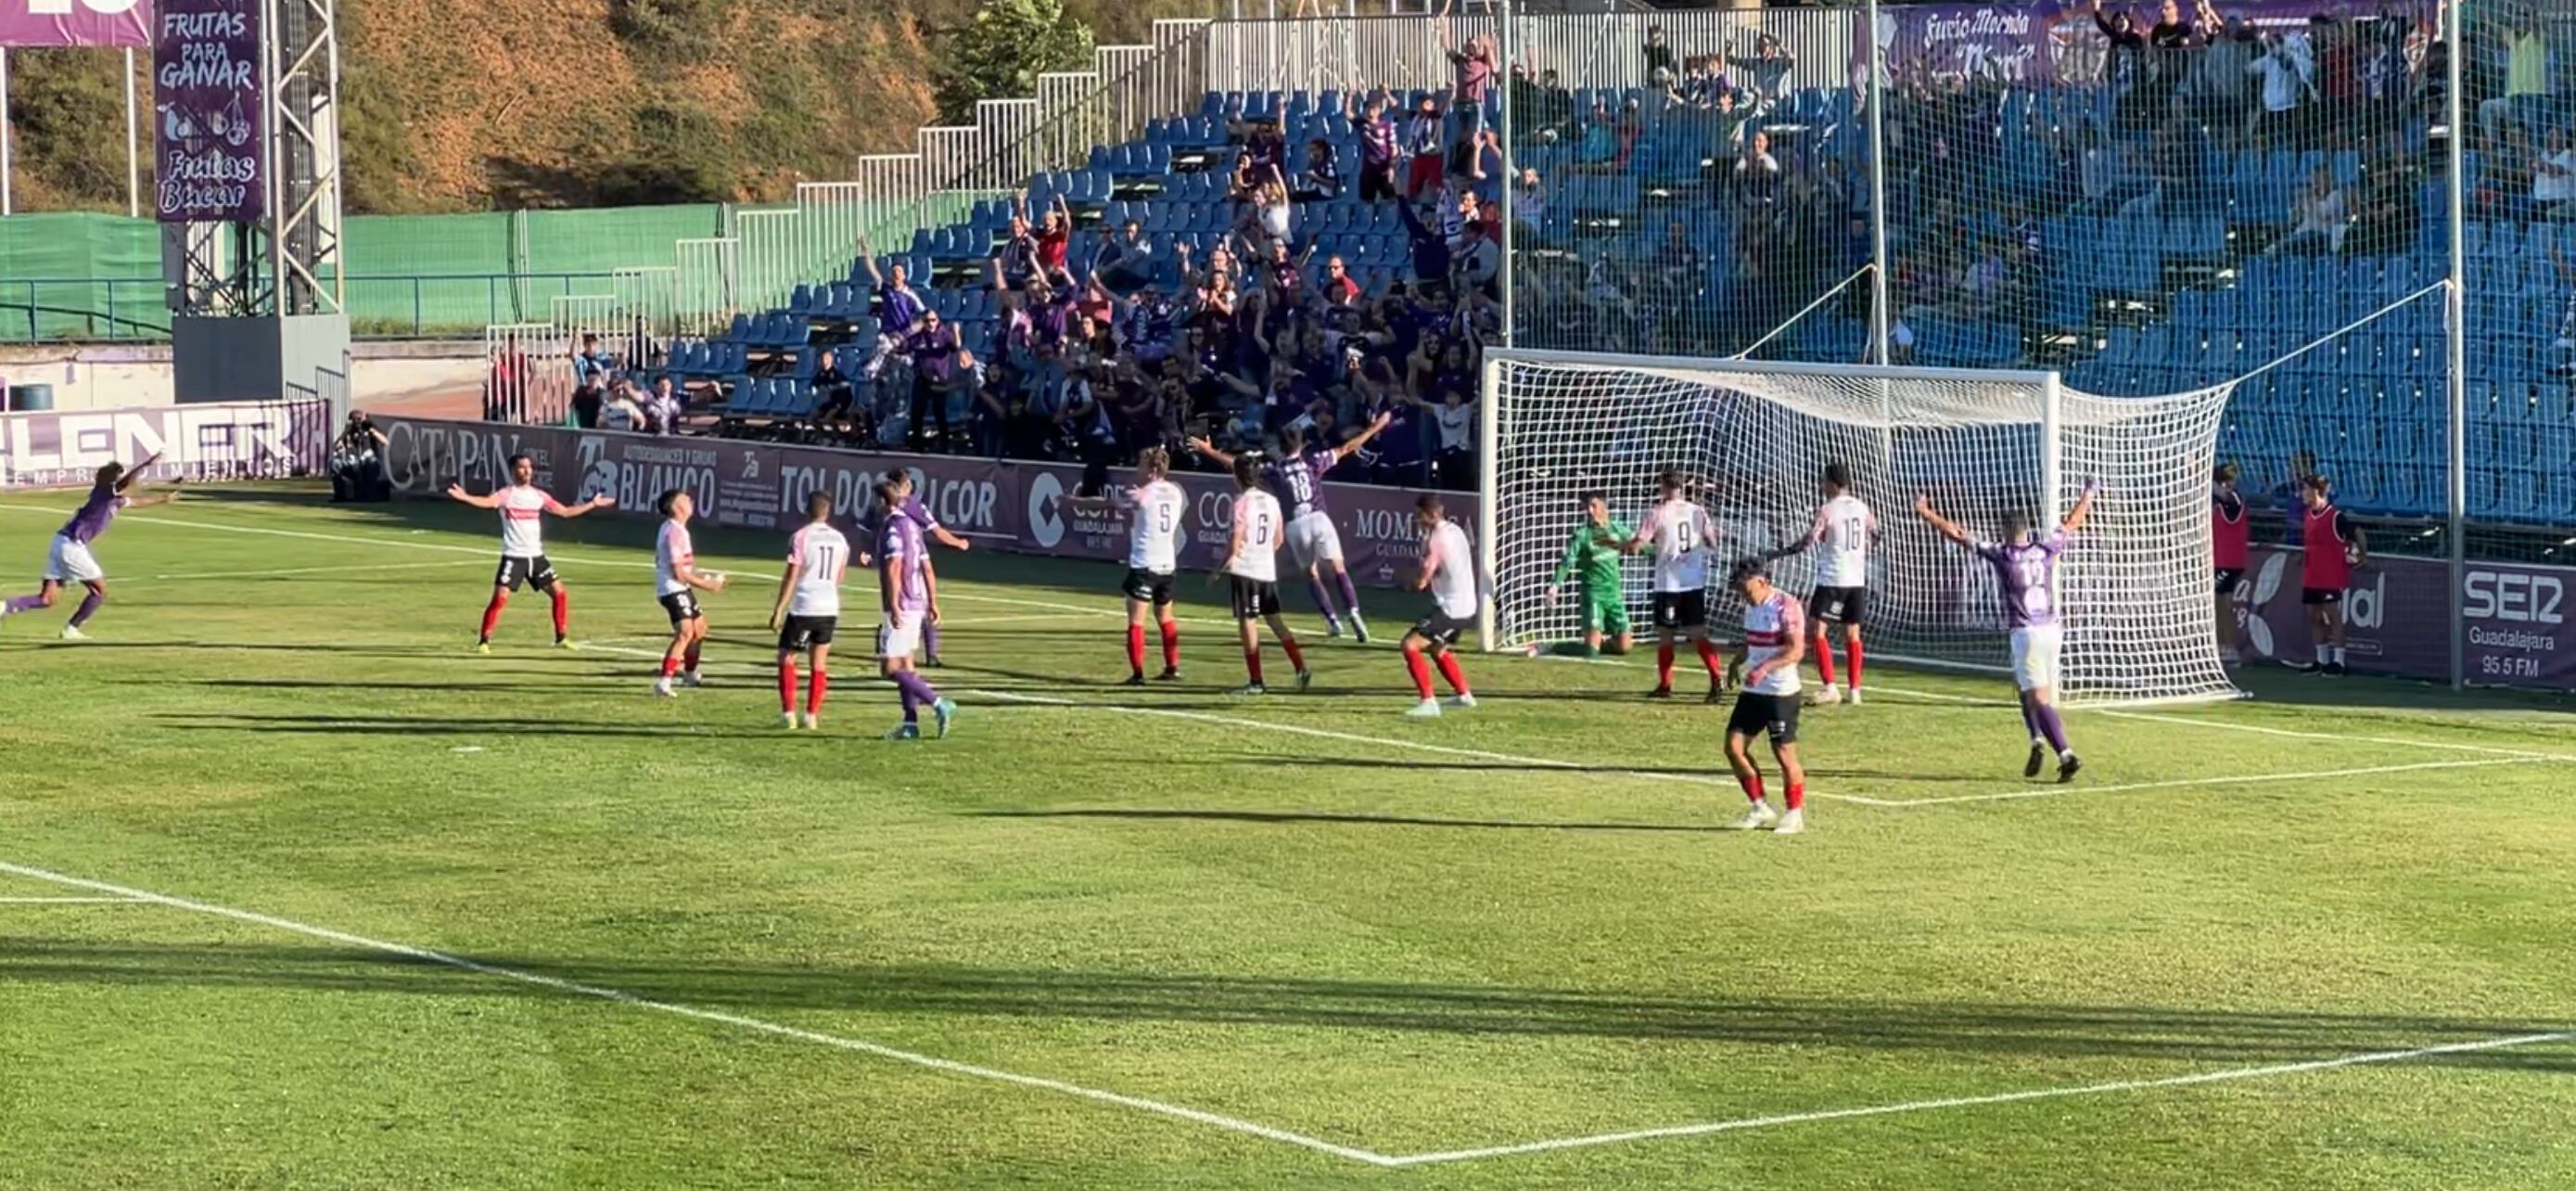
[1476, 349, 2242, 707]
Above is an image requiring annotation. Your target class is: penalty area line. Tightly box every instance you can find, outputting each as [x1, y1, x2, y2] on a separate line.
[0, 858, 1401, 1169]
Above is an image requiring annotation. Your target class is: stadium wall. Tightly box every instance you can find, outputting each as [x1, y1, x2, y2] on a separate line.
[2231, 544, 2576, 692]
[373, 415, 1473, 593]
[0, 401, 327, 489]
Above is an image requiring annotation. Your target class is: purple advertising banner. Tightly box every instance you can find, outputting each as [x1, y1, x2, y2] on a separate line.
[1864, 0, 2431, 89]
[0, 0, 150, 47]
[0, 400, 326, 489]
[376, 416, 1472, 595]
[2232, 544, 2576, 692]
[152, 0, 262, 223]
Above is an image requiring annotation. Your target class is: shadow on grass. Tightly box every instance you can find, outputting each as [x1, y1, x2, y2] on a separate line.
[971, 807, 1728, 833]
[0, 936, 2564, 1072]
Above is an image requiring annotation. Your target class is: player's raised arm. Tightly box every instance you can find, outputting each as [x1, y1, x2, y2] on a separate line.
[114, 453, 163, 494]
[2063, 480, 2100, 534]
[550, 492, 618, 519]
[445, 482, 504, 509]
[1186, 435, 1238, 469]
[123, 484, 182, 509]
[1327, 411, 1396, 465]
[1913, 494, 1973, 547]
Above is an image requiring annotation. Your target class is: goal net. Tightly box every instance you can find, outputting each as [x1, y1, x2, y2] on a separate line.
[1478, 351, 2241, 707]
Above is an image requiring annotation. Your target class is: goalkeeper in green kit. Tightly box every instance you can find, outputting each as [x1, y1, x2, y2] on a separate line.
[1544, 491, 1635, 658]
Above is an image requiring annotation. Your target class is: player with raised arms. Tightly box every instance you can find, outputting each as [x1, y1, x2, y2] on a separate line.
[1401, 493, 1481, 718]
[1066, 446, 1188, 685]
[2212, 462, 2251, 665]
[1914, 481, 2099, 783]
[769, 491, 849, 731]
[854, 470, 973, 667]
[1542, 491, 1633, 658]
[1622, 471, 1728, 700]
[446, 455, 615, 652]
[1216, 455, 1311, 695]
[2293, 473, 2365, 676]
[650, 488, 729, 698]
[870, 481, 958, 739]
[1797, 463, 1878, 705]
[0, 453, 179, 640]
[1720, 557, 1809, 834]
[1189, 412, 1392, 641]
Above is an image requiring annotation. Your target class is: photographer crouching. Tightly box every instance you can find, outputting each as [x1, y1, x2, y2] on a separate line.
[332, 410, 391, 503]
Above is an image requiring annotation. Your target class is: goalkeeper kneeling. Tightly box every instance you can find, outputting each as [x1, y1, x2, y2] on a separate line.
[1541, 492, 1635, 658]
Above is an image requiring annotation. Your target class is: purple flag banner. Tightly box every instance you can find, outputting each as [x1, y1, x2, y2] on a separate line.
[152, 0, 262, 223]
[2232, 544, 2576, 692]
[0, 401, 325, 489]
[376, 416, 1473, 596]
[0, 0, 150, 47]
[1867, 0, 2432, 89]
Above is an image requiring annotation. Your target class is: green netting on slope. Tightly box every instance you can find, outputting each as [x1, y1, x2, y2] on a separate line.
[0, 213, 163, 340]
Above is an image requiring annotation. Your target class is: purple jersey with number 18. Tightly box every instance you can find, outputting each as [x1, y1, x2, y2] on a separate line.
[1972, 528, 2066, 631]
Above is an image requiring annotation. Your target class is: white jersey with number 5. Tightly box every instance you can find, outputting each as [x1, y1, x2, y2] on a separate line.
[498, 485, 563, 558]
[1813, 493, 1877, 588]
[1227, 490, 1282, 583]
[1424, 519, 1478, 620]
[1640, 497, 1714, 593]
[1124, 480, 1186, 571]
[654, 520, 695, 596]
[786, 523, 850, 617]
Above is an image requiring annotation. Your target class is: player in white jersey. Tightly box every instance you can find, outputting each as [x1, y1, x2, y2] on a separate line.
[1068, 447, 1189, 685]
[1622, 471, 1728, 701]
[1217, 455, 1310, 695]
[1399, 493, 1481, 718]
[768, 491, 850, 730]
[446, 454, 614, 651]
[650, 488, 730, 698]
[1797, 463, 1879, 706]
[1721, 557, 1810, 834]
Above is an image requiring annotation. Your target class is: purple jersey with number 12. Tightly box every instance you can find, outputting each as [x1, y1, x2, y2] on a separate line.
[1972, 528, 2066, 630]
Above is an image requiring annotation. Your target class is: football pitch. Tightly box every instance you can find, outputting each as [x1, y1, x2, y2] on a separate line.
[1, 482, 2571, 1190]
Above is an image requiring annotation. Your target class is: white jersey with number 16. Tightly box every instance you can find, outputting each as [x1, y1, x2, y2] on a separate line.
[786, 523, 849, 617]
[1227, 491, 1282, 583]
[1813, 493, 1877, 588]
[1123, 480, 1186, 572]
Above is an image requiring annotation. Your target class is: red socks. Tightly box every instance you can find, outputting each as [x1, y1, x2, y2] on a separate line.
[1738, 771, 1766, 803]
[478, 592, 507, 640]
[777, 660, 798, 713]
[1656, 642, 1676, 686]
[1786, 781, 1805, 812]
[682, 641, 701, 672]
[550, 588, 571, 638]
[1159, 620, 1180, 671]
[1405, 649, 1435, 698]
[1244, 647, 1265, 685]
[1281, 638, 1307, 673]
[660, 654, 682, 678]
[1695, 639, 1723, 681]
[806, 668, 828, 716]
[1846, 639, 1864, 693]
[1815, 633, 1838, 685]
[1435, 651, 1468, 694]
[1126, 624, 1148, 674]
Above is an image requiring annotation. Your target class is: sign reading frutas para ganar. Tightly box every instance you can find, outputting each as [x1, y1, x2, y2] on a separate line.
[152, 0, 262, 223]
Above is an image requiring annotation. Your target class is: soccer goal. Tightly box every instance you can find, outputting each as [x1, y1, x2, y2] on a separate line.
[1476, 349, 2242, 707]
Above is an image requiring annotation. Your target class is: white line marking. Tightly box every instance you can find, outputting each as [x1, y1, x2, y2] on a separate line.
[128, 559, 487, 584]
[1845, 757, 2551, 807]
[0, 896, 147, 903]
[2101, 709, 2574, 761]
[0, 857, 1399, 1168]
[1378, 1029, 2574, 1166]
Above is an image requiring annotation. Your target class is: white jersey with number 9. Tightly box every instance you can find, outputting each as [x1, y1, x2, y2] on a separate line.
[1642, 497, 1713, 593]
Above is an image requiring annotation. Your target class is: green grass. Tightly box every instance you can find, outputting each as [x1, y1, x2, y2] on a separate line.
[1, 481, 2572, 1190]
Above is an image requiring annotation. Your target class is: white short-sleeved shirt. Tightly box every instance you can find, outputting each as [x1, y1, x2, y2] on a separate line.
[1639, 497, 1713, 593]
[654, 520, 695, 596]
[785, 523, 850, 618]
[1122, 480, 1187, 572]
[1424, 519, 1478, 620]
[1741, 588, 1805, 697]
[497, 485, 563, 558]
[1812, 493, 1877, 589]
[1227, 490, 1283, 583]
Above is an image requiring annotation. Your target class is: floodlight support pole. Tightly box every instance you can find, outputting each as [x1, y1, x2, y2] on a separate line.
[1476, 352, 1502, 652]
[2442, 0, 2468, 691]
[124, 49, 139, 220]
[1865, 0, 1891, 365]
[0, 49, 13, 218]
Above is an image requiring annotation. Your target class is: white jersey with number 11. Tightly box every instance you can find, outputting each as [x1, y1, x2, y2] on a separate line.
[786, 523, 849, 617]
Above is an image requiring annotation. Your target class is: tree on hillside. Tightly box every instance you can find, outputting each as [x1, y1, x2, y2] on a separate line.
[930, 0, 1097, 126]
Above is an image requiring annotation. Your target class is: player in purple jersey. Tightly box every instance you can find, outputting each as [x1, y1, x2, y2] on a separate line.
[1915, 482, 2098, 783]
[2, 454, 179, 641]
[1189, 413, 1390, 638]
[870, 481, 957, 739]
[853, 471, 973, 666]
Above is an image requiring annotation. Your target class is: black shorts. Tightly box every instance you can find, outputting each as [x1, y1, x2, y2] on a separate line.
[1358, 163, 1398, 202]
[658, 591, 702, 626]
[1727, 691, 1801, 746]
[2302, 587, 2343, 606]
[1230, 576, 1282, 621]
[1122, 568, 1177, 606]
[1651, 590, 1707, 631]
[778, 615, 838, 652]
[2215, 568, 2245, 594]
[495, 555, 559, 593]
[1807, 585, 1868, 625]
[1410, 609, 1472, 648]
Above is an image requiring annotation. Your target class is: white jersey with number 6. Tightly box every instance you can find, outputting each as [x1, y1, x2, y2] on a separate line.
[786, 523, 850, 617]
[1123, 480, 1186, 571]
[1227, 490, 1282, 583]
[498, 484, 563, 558]
[1639, 497, 1714, 593]
[1424, 519, 1478, 620]
[654, 521, 695, 596]
[1813, 493, 1877, 588]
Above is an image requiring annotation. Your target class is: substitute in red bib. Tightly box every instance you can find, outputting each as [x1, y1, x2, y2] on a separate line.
[447, 455, 614, 651]
[2294, 474, 2365, 676]
[2212, 463, 2251, 665]
[1723, 557, 1809, 834]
